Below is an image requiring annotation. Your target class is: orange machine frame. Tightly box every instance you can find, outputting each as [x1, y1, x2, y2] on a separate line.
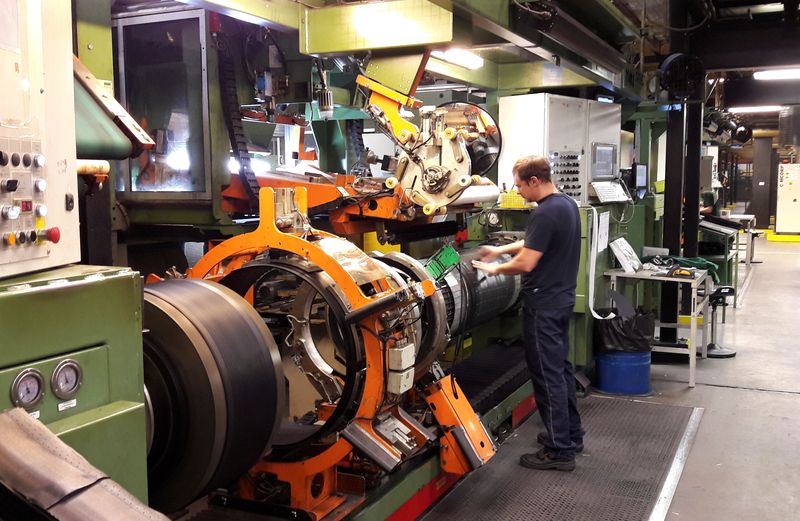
[186, 187, 494, 519]
[221, 174, 430, 236]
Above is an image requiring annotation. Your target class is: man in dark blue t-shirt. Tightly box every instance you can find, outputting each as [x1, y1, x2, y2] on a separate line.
[472, 155, 583, 471]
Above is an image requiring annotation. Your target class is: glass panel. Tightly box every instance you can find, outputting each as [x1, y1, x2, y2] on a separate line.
[122, 18, 204, 192]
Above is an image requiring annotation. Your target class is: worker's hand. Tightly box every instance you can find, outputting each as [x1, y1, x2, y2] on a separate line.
[471, 259, 499, 275]
[478, 245, 502, 262]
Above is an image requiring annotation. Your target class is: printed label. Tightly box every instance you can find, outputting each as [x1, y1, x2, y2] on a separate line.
[58, 399, 77, 412]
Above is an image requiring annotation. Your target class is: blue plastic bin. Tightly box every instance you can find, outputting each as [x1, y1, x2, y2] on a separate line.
[596, 352, 651, 395]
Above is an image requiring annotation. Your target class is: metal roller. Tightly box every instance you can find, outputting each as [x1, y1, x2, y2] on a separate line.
[436, 249, 521, 338]
[142, 279, 285, 513]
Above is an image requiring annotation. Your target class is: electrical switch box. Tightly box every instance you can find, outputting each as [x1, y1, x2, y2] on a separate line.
[387, 368, 414, 394]
[777, 163, 800, 234]
[388, 343, 416, 371]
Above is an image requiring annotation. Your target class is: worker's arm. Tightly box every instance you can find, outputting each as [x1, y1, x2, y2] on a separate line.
[472, 247, 543, 276]
[477, 240, 524, 261]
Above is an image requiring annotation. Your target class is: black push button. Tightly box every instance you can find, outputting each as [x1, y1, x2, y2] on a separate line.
[1, 179, 18, 192]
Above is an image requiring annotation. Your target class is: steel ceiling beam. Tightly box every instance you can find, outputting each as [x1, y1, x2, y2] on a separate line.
[692, 20, 800, 70]
[437, 0, 639, 97]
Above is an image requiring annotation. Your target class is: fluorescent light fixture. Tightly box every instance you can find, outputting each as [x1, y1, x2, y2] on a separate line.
[754, 68, 800, 81]
[430, 49, 484, 70]
[727, 105, 784, 113]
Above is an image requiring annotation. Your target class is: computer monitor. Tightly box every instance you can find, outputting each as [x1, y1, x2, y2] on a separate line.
[591, 143, 617, 180]
[631, 163, 648, 200]
[634, 163, 648, 188]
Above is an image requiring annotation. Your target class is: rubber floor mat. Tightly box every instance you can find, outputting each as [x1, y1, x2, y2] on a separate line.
[421, 395, 700, 521]
[451, 343, 528, 414]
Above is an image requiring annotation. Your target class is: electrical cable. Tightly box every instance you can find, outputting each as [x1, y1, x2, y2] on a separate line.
[512, 0, 555, 20]
[610, 182, 636, 225]
[643, 2, 710, 33]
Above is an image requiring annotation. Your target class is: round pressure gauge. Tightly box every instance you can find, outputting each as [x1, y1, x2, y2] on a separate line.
[51, 360, 83, 400]
[11, 368, 45, 409]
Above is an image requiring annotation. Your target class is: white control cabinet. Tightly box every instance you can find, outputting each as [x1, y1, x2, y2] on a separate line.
[776, 163, 800, 234]
[498, 93, 621, 205]
[0, 0, 80, 278]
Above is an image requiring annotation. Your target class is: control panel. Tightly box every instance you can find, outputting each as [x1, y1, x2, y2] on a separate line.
[0, 0, 80, 278]
[550, 151, 585, 202]
[589, 180, 631, 204]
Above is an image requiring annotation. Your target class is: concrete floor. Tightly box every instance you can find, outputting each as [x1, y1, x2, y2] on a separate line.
[643, 236, 800, 520]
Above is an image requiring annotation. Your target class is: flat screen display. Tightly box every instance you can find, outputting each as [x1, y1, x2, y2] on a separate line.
[592, 143, 617, 180]
[635, 163, 648, 187]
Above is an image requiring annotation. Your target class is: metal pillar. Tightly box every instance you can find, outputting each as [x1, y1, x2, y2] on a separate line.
[751, 137, 774, 225]
[659, 0, 691, 343]
[660, 106, 686, 343]
[684, 100, 703, 258]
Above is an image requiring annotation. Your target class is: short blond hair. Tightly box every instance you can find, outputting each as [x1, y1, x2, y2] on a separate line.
[513, 155, 551, 183]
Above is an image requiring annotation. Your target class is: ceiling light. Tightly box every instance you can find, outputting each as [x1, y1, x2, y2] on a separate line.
[727, 105, 784, 113]
[430, 49, 484, 70]
[753, 68, 800, 81]
[707, 78, 725, 84]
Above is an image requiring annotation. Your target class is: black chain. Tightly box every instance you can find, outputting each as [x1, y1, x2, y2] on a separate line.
[217, 33, 260, 209]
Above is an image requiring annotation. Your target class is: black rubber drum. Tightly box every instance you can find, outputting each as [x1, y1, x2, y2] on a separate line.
[143, 279, 285, 513]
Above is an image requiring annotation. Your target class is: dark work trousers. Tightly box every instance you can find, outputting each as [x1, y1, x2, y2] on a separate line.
[522, 303, 584, 461]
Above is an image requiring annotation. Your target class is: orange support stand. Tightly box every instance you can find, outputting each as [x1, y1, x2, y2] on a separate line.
[423, 375, 497, 476]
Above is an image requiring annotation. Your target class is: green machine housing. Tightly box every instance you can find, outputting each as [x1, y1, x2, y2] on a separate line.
[0, 266, 148, 502]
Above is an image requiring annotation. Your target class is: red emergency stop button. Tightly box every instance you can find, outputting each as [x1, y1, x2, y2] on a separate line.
[38, 227, 60, 243]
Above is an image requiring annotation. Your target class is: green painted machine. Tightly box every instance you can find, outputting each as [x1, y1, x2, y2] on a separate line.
[0, 266, 148, 501]
[0, 0, 151, 508]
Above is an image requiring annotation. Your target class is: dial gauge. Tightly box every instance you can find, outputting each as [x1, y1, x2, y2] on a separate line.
[51, 360, 83, 400]
[11, 368, 45, 409]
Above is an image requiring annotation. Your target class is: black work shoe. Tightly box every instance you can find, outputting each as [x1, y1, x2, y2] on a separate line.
[519, 448, 576, 471]
[536, 431, 584, 453]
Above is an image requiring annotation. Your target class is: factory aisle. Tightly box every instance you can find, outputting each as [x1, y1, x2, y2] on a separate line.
[646, 236, 800, 520]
